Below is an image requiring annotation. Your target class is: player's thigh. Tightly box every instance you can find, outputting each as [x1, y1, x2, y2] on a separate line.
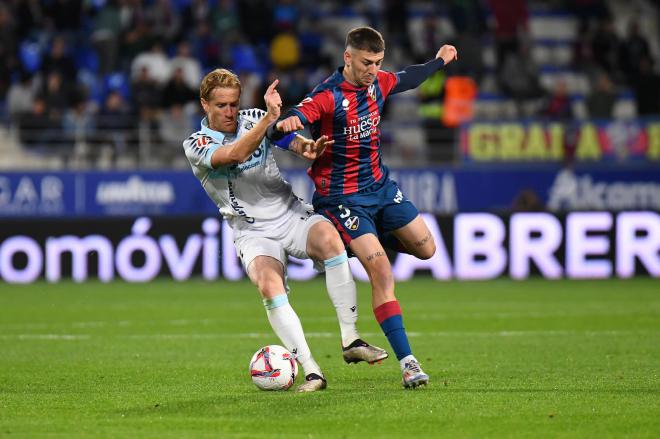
[283, 201, 339, 260]
[235, 236, 287, 297]
[349, 233, 395, 298]
[246, 256, 287, 299]
[379, 180, 420, 234]
[379, 180, 435, 258]
[305, 219, 345, 261]
[391, 215, 436, 259]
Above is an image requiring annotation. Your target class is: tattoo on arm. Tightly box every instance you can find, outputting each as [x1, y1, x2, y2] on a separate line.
[414, 233, 432, 247]
[366, 251, 386, 261]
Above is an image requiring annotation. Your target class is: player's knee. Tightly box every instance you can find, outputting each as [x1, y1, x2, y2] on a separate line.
[254, 274, 284, 297]
[367, 262, 394, 288]
[313, 225, 345, 259]
[417, 241, 436, 260]
[324, 233, 346, 258]
[370, 272, 395, 302]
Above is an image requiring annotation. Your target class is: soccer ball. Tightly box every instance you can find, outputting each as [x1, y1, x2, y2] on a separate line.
[249, 345, 298, 391]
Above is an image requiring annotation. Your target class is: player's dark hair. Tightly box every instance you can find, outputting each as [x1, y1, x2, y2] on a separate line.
[346, 27, 385, 53]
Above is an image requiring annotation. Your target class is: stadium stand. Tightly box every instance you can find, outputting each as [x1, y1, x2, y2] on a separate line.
[0, 0, 658, 169]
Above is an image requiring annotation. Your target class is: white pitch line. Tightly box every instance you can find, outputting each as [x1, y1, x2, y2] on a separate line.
[116, 329, 660, 339]
[0, 334, 91, 340]
[1, 330, 656, 341]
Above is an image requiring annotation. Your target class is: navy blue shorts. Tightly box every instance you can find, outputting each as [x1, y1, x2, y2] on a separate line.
[313, 178, 419, 246]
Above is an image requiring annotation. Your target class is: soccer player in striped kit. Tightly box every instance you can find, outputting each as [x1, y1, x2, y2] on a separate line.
[276, 27, 458, 388]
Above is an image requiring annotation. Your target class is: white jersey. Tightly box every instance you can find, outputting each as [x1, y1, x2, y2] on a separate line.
[183, 109, 296, 224]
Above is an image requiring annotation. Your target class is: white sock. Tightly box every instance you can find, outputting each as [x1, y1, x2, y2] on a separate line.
[399, 354, 417, 371]
[264, 294, 322, 377]
[324, 252, 360, 347]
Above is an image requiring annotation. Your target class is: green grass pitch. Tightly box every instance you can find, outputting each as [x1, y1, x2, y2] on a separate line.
[1, 278, 659, 438]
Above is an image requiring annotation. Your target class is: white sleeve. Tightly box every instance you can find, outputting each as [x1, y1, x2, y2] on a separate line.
[183, 134, 223, 169]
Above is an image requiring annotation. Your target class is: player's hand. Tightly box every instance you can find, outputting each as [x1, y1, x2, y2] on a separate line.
[436, 45, 458, 65]
[297, 134, 333, 160]
[276, 116, 304, 132]
[264, 79, 282, 122]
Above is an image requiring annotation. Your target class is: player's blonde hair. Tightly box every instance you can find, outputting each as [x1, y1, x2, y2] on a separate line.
[200, 68, 242, 101]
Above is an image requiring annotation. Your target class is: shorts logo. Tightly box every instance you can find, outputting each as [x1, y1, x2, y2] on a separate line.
[344, 216, 359, 230]
[393, 189, 403, 204]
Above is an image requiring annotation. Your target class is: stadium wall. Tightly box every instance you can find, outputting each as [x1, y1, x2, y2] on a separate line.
[1, 167, 660, 217]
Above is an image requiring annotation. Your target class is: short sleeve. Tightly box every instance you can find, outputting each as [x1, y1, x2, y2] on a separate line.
[183, 135, 222, 169]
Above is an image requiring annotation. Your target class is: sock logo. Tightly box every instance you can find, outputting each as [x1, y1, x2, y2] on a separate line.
[350, 306, 357, 312]
[291, 348, 298, 355]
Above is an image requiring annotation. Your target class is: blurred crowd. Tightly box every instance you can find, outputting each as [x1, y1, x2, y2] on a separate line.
[0, 0, 658, 167]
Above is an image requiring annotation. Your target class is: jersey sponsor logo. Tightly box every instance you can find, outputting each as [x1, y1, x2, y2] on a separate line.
[224, 145, 266, 177]
[344, 215, 359, 230]
[343, 110, 381, 141]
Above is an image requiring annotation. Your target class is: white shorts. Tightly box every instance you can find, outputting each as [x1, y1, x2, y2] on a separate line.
[232, 199, 330, 274]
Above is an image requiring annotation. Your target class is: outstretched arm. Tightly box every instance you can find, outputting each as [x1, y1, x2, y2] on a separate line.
[268, 126, 334, 161]
[288, 134, 334, 160]
[210, 79, 282, 167]
[391, 44, 458, 94]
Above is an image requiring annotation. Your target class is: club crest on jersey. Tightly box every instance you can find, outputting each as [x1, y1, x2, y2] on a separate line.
[344, 216, 359, 230]
[243, 121, 254, 130]
[368, 84, 376, 100]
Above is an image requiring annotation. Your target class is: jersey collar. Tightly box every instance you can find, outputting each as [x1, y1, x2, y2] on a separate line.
[337, 66, 366, 91]
[201, 116, 233, 143]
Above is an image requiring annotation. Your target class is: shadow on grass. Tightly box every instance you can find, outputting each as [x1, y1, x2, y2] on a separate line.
[113, 380, 445, 418]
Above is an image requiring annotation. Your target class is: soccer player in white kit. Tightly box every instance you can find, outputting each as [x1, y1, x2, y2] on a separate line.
[183, 69, 387, 392]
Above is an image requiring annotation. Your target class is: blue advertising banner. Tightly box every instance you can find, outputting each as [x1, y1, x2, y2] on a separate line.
[0, 172, 78, 216]
[83, 172, 217, 216]
[1, 167, 659, 218]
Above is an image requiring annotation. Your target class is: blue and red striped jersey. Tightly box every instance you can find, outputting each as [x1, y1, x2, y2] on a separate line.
[288, 68, 400, 197]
